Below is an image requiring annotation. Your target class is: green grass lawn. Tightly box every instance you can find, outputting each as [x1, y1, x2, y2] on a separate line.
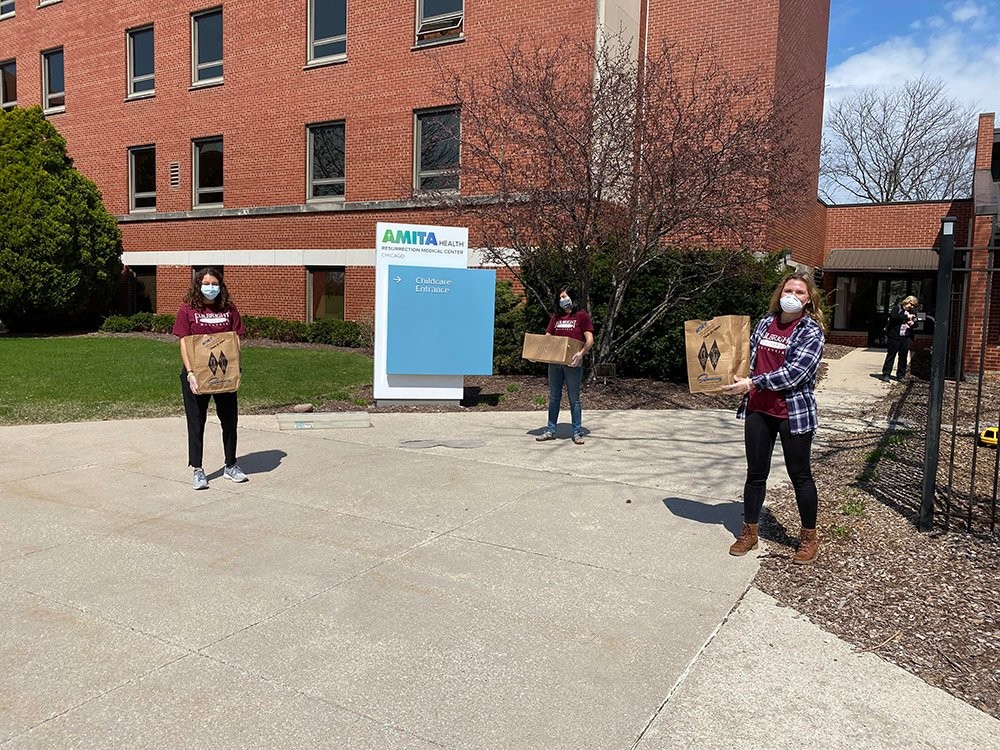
[0, 336, 373, 425]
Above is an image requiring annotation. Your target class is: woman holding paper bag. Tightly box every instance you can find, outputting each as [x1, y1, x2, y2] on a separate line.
[722, 272, 825, 564]
[535, 286, 594, 445]
[173, 268, 248, 490]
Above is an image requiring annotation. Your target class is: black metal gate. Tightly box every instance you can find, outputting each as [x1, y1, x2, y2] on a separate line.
[921, 220, 1000, 534]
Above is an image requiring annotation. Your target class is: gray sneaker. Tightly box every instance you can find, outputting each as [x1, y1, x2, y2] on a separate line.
[224, 464, 248, 483]
[192, 468, 208, 490]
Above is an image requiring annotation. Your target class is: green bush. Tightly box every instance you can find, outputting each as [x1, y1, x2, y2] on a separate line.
[99, 312, 176, 334]
[151, 314, 176, 333]
[243, 315, 309, 342]
[493, 280, 545, 375]
[130, 311, 155, 331]
[99, 315, 135, 333]
[596, 249, 789, 381]
[0, 107, 123, 331]
[306, 318, 363, 347]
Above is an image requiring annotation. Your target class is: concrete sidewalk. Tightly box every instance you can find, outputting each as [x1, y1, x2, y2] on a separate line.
[1, 350, 997, 748]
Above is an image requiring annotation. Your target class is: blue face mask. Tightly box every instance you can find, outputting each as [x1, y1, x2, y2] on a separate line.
[201, 284, 221, 300]
[559, 297, 573, 310]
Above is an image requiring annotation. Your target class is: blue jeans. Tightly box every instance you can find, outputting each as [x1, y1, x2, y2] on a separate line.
[547, 363, 583, 436]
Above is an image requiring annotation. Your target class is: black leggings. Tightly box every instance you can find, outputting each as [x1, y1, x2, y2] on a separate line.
[180, 371, 239, 468]
[742, 410, 818, 528]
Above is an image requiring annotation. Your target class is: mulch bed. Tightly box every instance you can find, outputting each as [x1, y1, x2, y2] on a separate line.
[755, 374, 1000, 719]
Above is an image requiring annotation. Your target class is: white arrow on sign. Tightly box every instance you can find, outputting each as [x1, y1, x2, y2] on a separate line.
[394, 275, 402, 284]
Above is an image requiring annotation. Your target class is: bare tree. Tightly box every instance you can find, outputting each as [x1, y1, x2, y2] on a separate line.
[820, 76, 978, 203]
[435, 35, 810, 364]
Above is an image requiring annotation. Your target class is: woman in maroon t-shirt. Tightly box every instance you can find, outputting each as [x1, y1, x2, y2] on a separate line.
[172, 267, 248, 490]
[535, 286, 594, 445]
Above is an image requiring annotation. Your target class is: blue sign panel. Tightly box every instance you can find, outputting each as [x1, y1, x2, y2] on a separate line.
[387, 265, 496, 375]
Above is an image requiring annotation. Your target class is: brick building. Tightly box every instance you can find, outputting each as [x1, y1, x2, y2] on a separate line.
[0, 0, 831, 323]
[818, 112, 999, 378]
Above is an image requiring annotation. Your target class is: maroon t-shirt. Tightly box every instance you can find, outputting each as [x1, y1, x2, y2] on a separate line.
[173, 302, 246, 337]
[546, 310, 594, 342]
[747, 316, 801, 419]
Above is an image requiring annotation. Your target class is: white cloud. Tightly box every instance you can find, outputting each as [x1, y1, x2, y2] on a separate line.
[948, 1, 987, 23]
[825, 18, 999, 119]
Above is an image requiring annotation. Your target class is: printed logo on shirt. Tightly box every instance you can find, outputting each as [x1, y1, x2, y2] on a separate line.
[554, 319, 578, 331]
[195, 312, 230, 327]
[759, 330, 792, 352]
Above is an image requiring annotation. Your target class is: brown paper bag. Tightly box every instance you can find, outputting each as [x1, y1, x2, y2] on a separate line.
[684, 315, 751, 393]
[181, 331, 242, 394]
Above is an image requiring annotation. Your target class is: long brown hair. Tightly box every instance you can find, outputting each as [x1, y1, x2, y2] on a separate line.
[183, 267, 233, 310]
[767, 271, 825, 330]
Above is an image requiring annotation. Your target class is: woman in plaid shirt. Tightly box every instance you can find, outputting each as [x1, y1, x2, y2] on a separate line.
[723, 272, 826, 564]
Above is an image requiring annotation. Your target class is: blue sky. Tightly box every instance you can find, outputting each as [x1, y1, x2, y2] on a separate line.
[826, 0, 1000, 115]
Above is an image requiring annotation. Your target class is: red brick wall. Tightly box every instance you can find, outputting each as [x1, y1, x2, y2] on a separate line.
[975, 113, 995, 171]
[646, 0, 829, 262]
[3, 1, 829, 321]
[1, 1, 598, 214]
[158, 265, 193, 319]
[824, 200, 974, 251]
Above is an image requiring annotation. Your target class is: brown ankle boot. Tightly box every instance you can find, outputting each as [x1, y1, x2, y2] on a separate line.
[793, 527, 819, 565]
[729, 523, 758, 556]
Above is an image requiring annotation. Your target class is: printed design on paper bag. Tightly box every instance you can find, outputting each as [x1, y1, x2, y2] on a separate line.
[207, 352, 229, 376]
[697, 340, 722, 371]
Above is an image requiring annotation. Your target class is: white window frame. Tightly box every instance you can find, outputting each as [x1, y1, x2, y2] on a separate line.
[414, 106, 460, 192]
[307, 121, 346, 201]
[192, 136, 224, 208]
[38, 0, 62, 7]
[0, 59, 15, 110]
[308, 0, 347, 64]
[415, 0, 463, 45]
[0, 1, 15, 20]
[191, 7, 223, 87]
[129, 145, 157, 212]
[127, 25, 155, 98]
[41, 47, 64, 113]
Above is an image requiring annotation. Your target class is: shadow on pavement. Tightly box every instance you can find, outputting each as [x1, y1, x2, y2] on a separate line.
[662, 496, 744, 536]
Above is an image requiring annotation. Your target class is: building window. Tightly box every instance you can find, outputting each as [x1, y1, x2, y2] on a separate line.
[309, 0, 346, 62]
[192, 8, 223, 85]
[416, 0, 463, 45]
[0, 60, 15, 110]
[41, 47, 64, 112]
[414, 107, 459, 191]
[129, 146, 156, 211]
[307, 121, 345, 200]
[127, 25, 155, 97]
[38, 0, 61, 6]
[308, 268, 345, 321]
[126, 266, 156, 314]
[193, 137, 223, 207]
[0, 2, 14, 20]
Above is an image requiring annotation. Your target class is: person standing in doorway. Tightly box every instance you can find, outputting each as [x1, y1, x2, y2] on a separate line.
[173, 268, 248, 490]
[881, 295, 919, 382]
[535, 286, 594, 445]
[722, 272, 826, 564]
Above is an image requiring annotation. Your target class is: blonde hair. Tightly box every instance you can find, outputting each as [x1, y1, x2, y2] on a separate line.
[902, 295, 918, 307]
[768, 271, 826, 329]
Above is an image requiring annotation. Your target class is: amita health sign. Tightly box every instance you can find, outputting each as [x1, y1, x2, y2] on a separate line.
[374, 222, 496, 402]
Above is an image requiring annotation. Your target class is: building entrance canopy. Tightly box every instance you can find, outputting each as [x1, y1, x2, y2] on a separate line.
[824, 248, 940, 272]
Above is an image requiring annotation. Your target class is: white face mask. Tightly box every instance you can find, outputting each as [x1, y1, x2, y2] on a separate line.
[780, 294, 804, 314]
[201, 284, 221, 301]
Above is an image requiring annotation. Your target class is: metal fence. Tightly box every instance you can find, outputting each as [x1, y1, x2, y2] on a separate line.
[921, 222, 1000, 534]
